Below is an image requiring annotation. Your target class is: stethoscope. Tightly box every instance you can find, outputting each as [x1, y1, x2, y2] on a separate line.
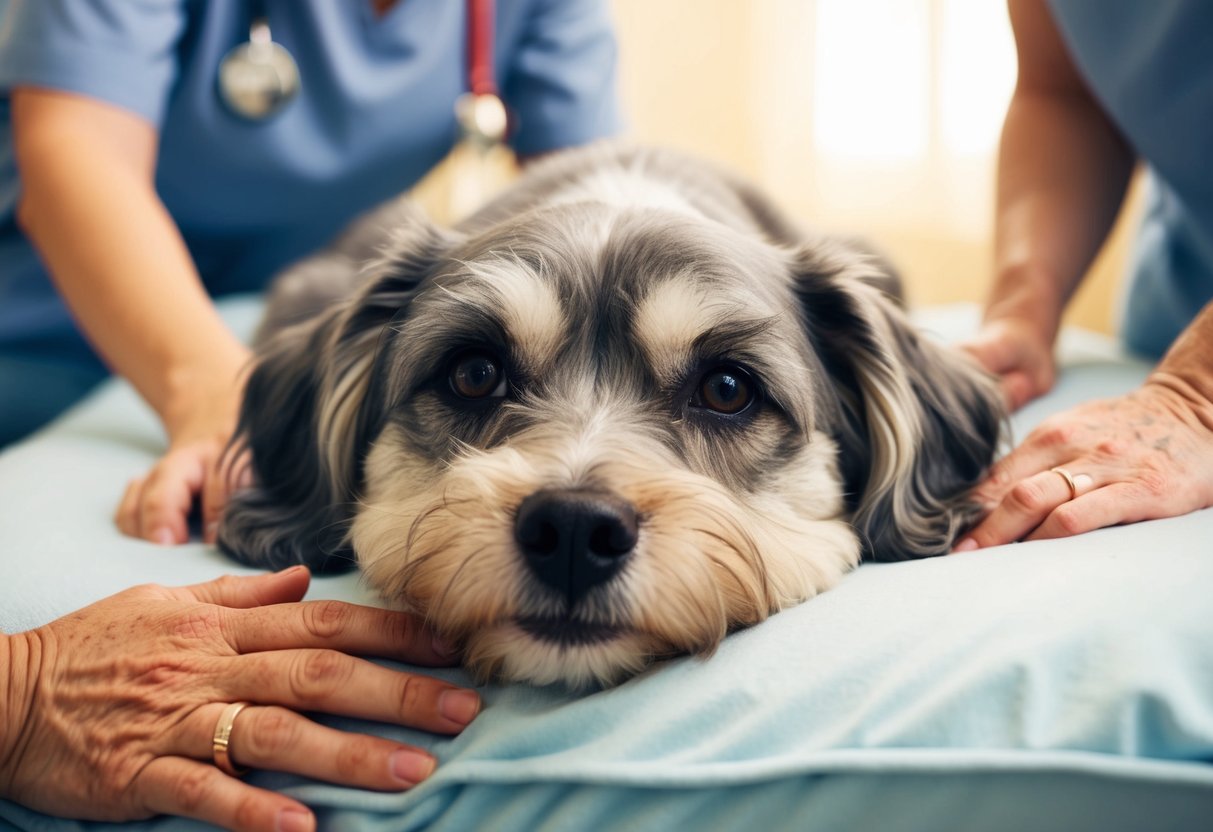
[217, 0, 508, 148]
[216, 0, 300, 121]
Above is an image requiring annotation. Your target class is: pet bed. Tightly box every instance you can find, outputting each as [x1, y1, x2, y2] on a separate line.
[1, 299, 1210, 831]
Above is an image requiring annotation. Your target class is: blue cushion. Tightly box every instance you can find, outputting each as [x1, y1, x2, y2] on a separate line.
[2, 300, 1211, 831]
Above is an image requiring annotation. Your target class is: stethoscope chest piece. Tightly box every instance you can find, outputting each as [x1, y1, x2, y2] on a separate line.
[218, 18, 300, 120]
[455, 92, 509, 149]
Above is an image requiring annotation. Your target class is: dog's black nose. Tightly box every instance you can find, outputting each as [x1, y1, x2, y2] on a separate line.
[514, 489, 638, 604]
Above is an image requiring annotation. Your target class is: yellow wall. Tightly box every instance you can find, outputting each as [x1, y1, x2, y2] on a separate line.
[608, 0, 1132, 335]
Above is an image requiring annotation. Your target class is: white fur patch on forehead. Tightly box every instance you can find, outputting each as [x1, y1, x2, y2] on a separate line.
[458, 257, 566, 366]
[548, 170, 702, 219]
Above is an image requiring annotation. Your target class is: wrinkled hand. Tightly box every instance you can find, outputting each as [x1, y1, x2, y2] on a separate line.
[961, 317, 1057, 411]
[0, 568, 478, 831]
[954, 377, 1213, 551]
[116, 371, 249, 545]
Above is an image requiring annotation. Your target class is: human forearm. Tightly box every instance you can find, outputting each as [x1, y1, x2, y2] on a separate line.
[1151, 301, 1213, 423]
[988, 0, 1136, 347]
[963, 1, 1138, 411]
[990, 89, 1134, 343]
[13, 89, 249, 436]
[15, 89, 253, 543]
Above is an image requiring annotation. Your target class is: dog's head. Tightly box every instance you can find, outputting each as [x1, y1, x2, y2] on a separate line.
[220, 199, 1002, 687]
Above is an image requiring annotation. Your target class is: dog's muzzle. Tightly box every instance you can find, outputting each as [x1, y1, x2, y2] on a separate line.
[514, 488, 638, 605]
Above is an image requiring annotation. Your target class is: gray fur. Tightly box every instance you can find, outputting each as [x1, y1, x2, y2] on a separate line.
[220, 143, 1004, 574]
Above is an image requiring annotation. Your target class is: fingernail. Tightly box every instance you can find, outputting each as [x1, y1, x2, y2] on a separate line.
[390, 749, 436, 785]
[432, 635, 459, 659]
[282, 565, 309, 576]
[204, 521, 218, 542]
[152, 528, 174, 546]
[439, 689, 481, 725]
[276, 808, 313, 832]
[952, 538, 978, 554]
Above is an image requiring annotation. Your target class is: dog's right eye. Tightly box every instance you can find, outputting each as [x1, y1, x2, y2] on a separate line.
[449, 351, 507, 399]
[693, 365, 757, 415]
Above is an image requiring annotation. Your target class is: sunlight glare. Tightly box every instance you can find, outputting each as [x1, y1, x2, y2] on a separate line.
[813, 0, 931, 160]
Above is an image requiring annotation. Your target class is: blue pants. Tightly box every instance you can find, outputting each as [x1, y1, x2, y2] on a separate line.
[0, 350, 108, 447]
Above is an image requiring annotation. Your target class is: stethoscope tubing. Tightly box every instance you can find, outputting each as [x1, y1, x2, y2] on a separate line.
[218, 0, 506, 138]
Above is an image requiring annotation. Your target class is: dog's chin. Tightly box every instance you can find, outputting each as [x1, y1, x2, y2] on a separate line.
[461, 620, 659, 688]
[515, 613, 626, 647]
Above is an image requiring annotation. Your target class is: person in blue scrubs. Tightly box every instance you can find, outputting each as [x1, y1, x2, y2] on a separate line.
[957, 0, 1213, 550]
[0, 3, 617, 827]
[0, 0, 620, 544]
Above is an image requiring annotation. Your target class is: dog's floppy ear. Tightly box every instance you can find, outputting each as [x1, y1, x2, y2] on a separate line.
[218, 215, 454, 571]
[792, 239, 1004, 560]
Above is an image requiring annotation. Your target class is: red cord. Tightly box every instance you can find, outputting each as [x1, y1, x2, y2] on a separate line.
[467, 0, 497, 96]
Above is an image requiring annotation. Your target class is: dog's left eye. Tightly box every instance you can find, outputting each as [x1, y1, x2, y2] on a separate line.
[693, 365, 756, 415]
[449, 351, 508, 399]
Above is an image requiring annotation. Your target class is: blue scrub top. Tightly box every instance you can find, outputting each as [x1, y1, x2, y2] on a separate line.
[0, 0, 620, 367]
[1049, 0, 1213, 359]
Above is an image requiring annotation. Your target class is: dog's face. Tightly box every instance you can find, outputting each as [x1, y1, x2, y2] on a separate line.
[221, 195, 1002, 688]
[349, 205, 863, 687]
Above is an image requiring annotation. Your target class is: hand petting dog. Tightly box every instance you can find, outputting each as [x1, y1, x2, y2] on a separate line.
[957, 302, 1213, 550]
[114, 354, 251, 547]
[960, 315, 1056, 411]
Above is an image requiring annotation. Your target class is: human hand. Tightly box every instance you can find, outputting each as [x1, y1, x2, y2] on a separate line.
[953, 378, 1213, 551]
[116, 362, 251, 545]
[960, 317, 1057, 411]
[0, 567, 477, 831]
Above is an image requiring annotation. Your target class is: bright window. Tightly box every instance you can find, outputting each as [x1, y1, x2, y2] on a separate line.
[813, 0, 932, 160]
[814, 0, 1015, 161]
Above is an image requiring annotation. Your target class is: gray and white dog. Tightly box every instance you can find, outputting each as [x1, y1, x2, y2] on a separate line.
[219, 143, 1003, 687]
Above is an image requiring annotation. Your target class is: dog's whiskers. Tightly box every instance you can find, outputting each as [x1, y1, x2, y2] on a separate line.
[219, 143, 1003, 686]
[694, 527, 768, 615]
[430, 543, 492, 622]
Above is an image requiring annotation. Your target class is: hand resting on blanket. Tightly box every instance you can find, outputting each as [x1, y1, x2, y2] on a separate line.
[0, 568, 479, 831]
[958, 302, 1213, 549]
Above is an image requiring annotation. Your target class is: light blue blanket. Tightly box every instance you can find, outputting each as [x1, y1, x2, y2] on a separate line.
[1, 302, 1211, 831]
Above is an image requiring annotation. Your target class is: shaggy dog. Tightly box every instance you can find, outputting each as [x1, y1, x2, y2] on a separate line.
[219, 144, 1003, 687]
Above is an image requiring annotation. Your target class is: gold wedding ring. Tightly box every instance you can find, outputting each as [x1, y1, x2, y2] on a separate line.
[1050, 466, 1078, 501]
[212, 701, 250, 777]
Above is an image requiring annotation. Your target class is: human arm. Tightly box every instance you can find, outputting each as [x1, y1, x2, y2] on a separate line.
[954, 301, 1213, 550]
[0, 568, 478, 831]
[961, 0, 1136, 410]
[12, 87, 248, 544]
